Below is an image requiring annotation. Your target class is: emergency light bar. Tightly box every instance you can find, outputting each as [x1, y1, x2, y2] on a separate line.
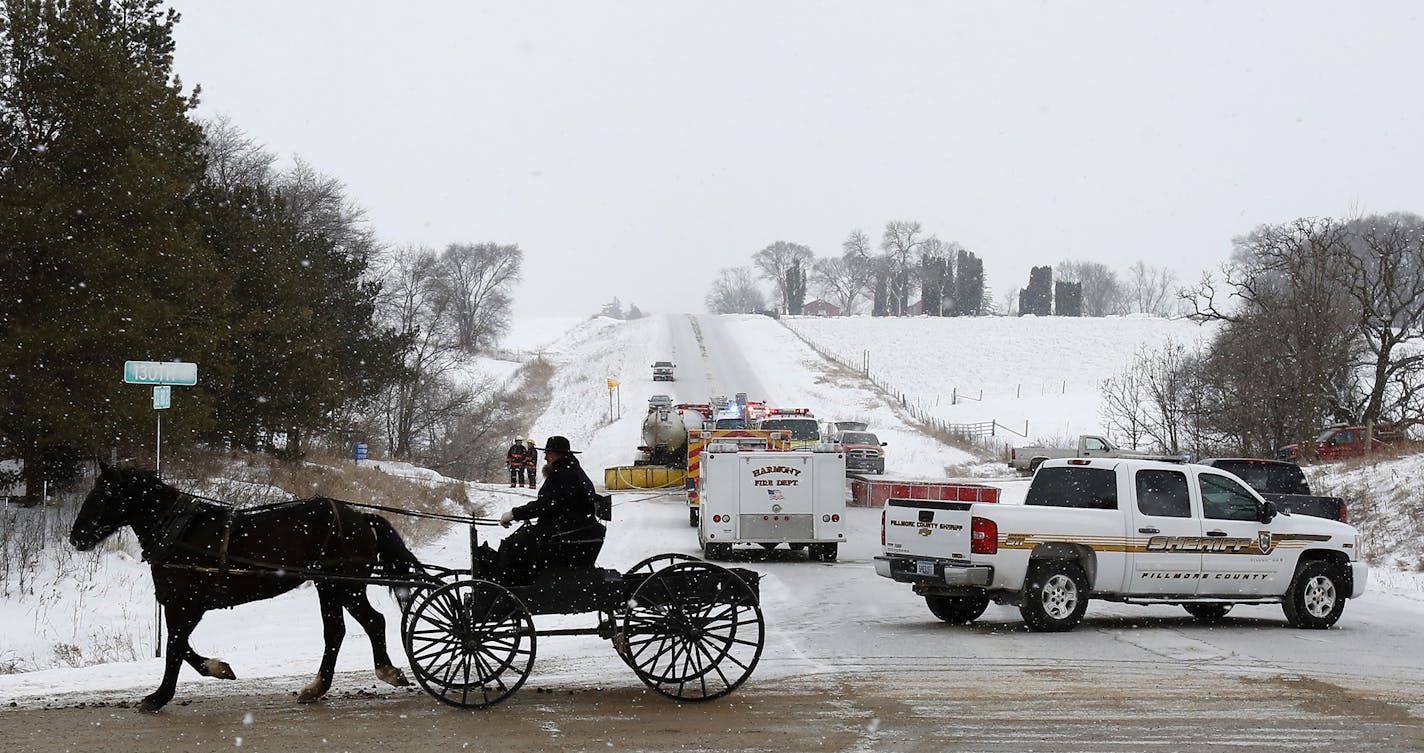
[765, 408, 811, 416]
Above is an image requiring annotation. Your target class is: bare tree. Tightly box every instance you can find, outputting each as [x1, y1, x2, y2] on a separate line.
[1338, 213, 1424, 430]
[811, 256, 865, 314]
[1126, 261, 1179, 316]
[434, 241, 522, 354]
[278, 158, 379, 261]
[880, 220, 925, 316]
[705, 266, 766, 314]
[377, 246, 478, 459]
[200, 116, 276, 189]
[1186, 218, 1359, 459]
[1056, 260, 1125, 316]
[752, 241, 813, 314]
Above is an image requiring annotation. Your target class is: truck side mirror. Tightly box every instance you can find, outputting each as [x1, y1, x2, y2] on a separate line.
[880, 442, 888, 446]
[1258, 499, 1277, 524]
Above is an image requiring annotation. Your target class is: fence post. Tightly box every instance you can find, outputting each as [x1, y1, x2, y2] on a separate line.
[1016, 384, 1021, 399]
[952, 387, 957, 405]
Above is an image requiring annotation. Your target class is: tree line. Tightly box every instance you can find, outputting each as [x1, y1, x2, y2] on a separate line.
[1102, 213, 1424, 460]
[0, 1, 520, 500]
[706, 220, 1180, 318]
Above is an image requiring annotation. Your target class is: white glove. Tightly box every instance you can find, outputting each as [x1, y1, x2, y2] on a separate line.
[499, 510, 515, 528]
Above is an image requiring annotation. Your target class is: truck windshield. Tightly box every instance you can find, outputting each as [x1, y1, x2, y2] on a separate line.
[1025, 467, 1118, 510]
[840, 432, 878, 445]
[759, 419, 819, 440]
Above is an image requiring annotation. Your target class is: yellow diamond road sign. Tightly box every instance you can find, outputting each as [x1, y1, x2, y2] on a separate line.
[607, 378, 618, 389]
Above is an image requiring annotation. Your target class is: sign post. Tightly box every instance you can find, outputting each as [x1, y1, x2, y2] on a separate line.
[607, 378, 619, 421]
[124, 361, 197, 658]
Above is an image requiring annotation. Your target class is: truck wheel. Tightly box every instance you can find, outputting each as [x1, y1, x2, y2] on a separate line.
[1183, 603, 1233, 623]
[809, 543, 838, 562]
[926, 594, 989, 624]
[1282, 561, 1347, 629]
[1027, 458, 1046, 475]
[1019, 561, 1089, 632]
[688, 508, 700, 527]
[703, 542, 731, 561]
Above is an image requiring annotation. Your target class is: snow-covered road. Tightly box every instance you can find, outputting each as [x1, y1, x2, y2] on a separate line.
[4, 313, 1423, 751]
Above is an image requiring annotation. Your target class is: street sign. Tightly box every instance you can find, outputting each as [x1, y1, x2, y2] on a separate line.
[124, 361, 197, 386]
[607, 378, 619, 389]
[354, 442, 368, 461]
[152, 386, 171, 410]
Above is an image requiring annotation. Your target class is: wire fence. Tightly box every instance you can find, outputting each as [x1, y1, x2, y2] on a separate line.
[778, 321, 1029, 458]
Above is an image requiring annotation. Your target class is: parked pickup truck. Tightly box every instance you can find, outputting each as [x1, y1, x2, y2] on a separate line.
[1200, 458, 1347, 522]
[876, 458, 1366, 631]
[1278, 424, 1398, 463]
[1008, 434, 1186, 474]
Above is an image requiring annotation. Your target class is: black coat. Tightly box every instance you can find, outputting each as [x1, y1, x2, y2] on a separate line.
[510, 454, 598, 535]
[506, 444, 527, 467]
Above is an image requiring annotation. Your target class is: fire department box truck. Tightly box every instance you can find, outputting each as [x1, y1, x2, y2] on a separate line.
[697, 444, 847, 562]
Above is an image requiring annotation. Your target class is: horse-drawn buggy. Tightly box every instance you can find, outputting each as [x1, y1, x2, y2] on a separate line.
[69, 464, 766, 712]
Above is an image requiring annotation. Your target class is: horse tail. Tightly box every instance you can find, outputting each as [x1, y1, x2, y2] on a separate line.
[366, 514, 426, 602]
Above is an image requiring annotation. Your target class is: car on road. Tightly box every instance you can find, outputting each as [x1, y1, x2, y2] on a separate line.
[837, 431, 886, 474]
[651, 361, 676, 382]
[1008, 434, 1187, 474]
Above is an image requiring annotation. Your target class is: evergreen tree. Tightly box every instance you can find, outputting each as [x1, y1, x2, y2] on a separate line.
[953, 250, 985, 316]
[0, 0, 218, 497]
[195, 183, 404, 453]
[787, 259, 807, 315]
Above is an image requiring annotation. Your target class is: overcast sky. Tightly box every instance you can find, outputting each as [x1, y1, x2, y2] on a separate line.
[170, 1, 1423, 318]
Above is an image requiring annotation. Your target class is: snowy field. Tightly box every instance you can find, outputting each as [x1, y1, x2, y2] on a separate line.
[783, 314, 1218, 446]
[3, 311, 1423, 712]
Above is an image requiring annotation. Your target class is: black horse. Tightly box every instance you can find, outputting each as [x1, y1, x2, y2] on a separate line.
[69, 463, 426, 713]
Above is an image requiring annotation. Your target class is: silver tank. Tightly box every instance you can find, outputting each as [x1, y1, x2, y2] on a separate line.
[642, 407, 689, 453]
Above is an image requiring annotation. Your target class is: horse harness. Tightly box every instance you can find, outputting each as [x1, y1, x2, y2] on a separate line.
[146, 495, 374, 585]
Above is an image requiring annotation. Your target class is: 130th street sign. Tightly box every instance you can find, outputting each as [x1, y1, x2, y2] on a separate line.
[124, 361, 197, 386]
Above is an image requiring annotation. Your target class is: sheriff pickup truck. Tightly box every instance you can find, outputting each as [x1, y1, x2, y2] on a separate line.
[876, 458, 1367, 631]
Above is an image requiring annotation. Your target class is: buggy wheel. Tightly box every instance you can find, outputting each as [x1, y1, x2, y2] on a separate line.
[402, 579, 535, 709]
[618, 562, 764, 702]
[626, 552, 702, 577]
[400, 568, 470, 636]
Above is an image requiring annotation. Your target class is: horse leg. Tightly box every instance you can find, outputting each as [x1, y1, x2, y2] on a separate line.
[298, 583, 346, 703]
[340, 585, 409, 688]
[183, 647, 236, 680]
[137, 605, 203, 713]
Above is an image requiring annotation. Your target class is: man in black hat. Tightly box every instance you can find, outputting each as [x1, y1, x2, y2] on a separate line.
[497, 435, 605, 583]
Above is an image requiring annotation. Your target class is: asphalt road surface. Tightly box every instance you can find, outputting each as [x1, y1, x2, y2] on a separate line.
[4, 658, 1421, 753]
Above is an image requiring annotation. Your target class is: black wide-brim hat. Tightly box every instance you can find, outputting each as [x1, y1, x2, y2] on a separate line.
[537, 435, 580, 454]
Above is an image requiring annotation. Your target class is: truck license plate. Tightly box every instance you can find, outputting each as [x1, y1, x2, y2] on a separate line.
[916, 560, 935, 577]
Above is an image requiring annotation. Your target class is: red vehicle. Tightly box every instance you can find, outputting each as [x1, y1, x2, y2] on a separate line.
[837, 431, 887, 474]
[1278, 424, 1397, 463]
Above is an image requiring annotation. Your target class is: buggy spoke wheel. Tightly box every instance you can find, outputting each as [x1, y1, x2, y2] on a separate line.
[402, 579, 535, 709]
[625, 552, 702, 577]
[620, 561, 763, 702]
[400, 568, 470, 637]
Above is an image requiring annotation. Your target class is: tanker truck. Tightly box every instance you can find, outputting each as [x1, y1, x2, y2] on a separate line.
[634, 405, 700, 467]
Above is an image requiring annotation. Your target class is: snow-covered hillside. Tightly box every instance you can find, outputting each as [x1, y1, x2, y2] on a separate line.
[784, 314, 1217, 446]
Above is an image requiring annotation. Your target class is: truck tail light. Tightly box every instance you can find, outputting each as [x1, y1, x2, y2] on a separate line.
[1010, 447, 1017, 461]
[880, 510, 886, 546]
[971, 517, 997, 555]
